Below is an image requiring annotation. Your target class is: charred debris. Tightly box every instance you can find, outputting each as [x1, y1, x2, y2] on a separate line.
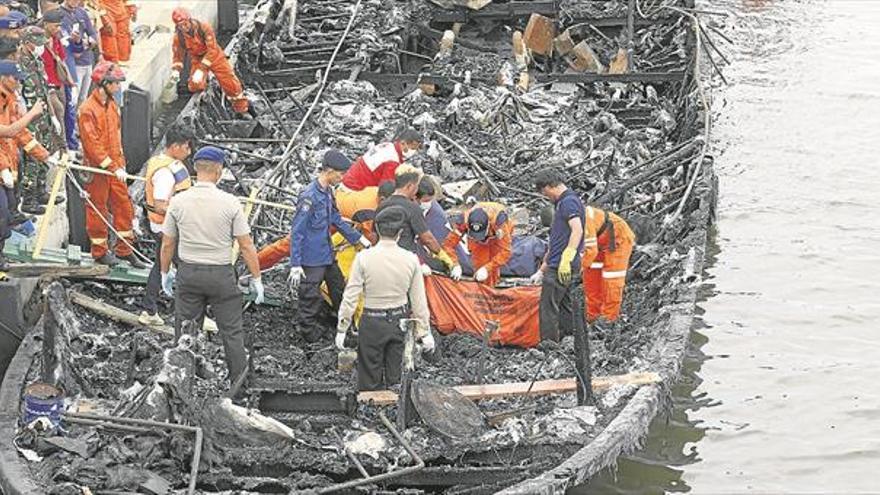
[9, 0, 721, 493]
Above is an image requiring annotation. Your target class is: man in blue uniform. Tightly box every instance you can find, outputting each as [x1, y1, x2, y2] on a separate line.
[532, 169, 585, 342]
[289, 149, 372, 343]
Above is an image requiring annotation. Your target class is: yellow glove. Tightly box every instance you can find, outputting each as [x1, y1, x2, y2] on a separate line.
[434, 249, 455, 270]
[558, 247, 577, 284]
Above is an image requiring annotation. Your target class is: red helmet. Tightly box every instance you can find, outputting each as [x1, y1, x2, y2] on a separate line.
[91, 61, 126, 85]
[172, 7, 191, 25]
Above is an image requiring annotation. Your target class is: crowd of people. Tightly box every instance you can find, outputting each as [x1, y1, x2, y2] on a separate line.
[0, 2, 251, 272]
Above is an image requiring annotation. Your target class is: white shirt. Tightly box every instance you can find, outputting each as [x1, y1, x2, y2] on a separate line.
[149, 167, 176, 233]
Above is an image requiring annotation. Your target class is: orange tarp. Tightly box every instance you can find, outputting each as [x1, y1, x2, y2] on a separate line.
[425, 276, 541, 348]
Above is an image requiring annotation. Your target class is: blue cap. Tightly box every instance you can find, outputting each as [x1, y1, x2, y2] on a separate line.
[0, 11, 27, 29]
[193, 146, 227, 164]
[322, 149, 351, 171]
[0, 60, 23, 80]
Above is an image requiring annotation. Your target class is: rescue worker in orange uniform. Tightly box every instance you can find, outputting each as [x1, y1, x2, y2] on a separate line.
[444, 202, 513, 287]
[580, 205, 636, 322]
[170, 7, 249, 114]
[78, 61, 144, 267]
[256, 182, 393, 270]
[97, 0, 135, 63]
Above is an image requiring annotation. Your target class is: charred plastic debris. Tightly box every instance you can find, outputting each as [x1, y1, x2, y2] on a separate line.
[3, 0, 722, 493]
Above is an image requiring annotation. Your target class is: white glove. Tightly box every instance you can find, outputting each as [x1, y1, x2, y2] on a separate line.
[161, 269, 176, 297]
[191, 69, 206, 85]
[529, 269, 544, 286]
[288, 266, 305, 290]
[0, 169, 13, 188]
[450, 265, 463, 281]
[250, 277, 265, 305]
[169, 70, 181, 84]
[358, 236, 372, 249]
[420, 264, 433, 276]
[475, 266, 489, 282]
[51, 116, 62, 134]
[335, 332, 347, 350]
[420, 333, 436, 353]
[114, 168, 127, 181]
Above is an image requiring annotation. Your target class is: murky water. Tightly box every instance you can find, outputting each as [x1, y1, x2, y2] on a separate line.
[579, 0, 880, 492]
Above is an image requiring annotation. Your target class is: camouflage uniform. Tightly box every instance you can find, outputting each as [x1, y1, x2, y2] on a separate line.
[18, 39, 64, 202]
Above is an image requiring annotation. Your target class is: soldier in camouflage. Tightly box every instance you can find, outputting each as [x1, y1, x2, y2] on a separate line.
[18, 26, 65, 213]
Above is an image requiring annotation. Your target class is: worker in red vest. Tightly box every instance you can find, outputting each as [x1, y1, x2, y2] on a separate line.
[171, 7, 249, 114]
[341, 129, 423, 191]
[444, 202, 513, 287]
[581, 206, 636, 322]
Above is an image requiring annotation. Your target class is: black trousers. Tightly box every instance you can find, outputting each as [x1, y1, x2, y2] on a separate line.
[174, 262, 247, 382]
[143, 231, 164, 313]
[539, 267, 580, 342]
[357, 311, 405, 391]
[297, 263, 346, 338]
[0, 186, 13, 252]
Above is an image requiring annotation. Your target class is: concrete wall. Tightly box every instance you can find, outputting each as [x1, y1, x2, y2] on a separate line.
[123, 0, 222, 111]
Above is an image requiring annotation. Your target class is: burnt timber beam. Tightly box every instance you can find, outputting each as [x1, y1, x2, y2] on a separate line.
[429, 2, 679, 26]
[252, 382, 357, 415]
[390, 465, 538, 487]
[259, 70, 686, 86]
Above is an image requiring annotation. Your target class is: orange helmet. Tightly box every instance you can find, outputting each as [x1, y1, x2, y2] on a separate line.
[172, 7, 191, 25]
[91, 61, 126, 85]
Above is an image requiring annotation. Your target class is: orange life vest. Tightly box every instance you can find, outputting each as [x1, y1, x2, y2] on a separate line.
[144, 154, 191, 225]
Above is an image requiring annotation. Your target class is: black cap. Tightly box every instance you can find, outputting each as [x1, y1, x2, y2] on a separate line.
[375, 206, 406, 236]
[396, 128, 422, 143]
[41, 8, 65, 24]
[322, 149, 351, 171]
[467, 207, 490, 242]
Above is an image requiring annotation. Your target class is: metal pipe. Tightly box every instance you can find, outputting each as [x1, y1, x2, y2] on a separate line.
[316, 410, 425, 493]
[63, 412, 203, 495]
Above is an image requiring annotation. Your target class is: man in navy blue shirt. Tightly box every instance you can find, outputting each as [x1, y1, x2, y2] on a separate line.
[289, 150, 372, 343]
[532, 169, 585, 342]
[59, 0, 99, 105]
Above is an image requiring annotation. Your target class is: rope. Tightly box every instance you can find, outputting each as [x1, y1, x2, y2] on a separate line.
[64, 169, 153, 264]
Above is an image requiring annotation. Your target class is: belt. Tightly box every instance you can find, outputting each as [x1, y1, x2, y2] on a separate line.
[362, 305, 409, 318]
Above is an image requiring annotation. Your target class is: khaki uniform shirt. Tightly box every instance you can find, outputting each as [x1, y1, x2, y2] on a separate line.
[163, 182, 250, 265]
[339, 239, 430, 337]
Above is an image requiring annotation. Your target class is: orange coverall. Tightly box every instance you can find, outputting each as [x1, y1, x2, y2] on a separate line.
[580, 206, 636, 322]
[172, 19, 248, 113]
[98, 0, 135, 63]
[78, 90, 135, 259]
[443, 202, 513, 287]
[0, 86, 49, 181]
[257, 187, 380, 269]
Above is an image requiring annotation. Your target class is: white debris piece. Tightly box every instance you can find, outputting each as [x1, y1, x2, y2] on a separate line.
[345, 431, 386, 459]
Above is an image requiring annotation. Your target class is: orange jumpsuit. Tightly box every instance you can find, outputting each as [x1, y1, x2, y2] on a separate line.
[78, 90, 135, 259]
[172, 19, 248, 113]
[98, 0, 135, 63]
[443, 202, 513, 287]
[257, 187, 380, 270]
[580, 206, 636, 322]
[0, 86, 49, 181]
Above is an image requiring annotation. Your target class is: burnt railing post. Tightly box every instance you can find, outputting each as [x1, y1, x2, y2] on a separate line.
[570, 281, 593, 406]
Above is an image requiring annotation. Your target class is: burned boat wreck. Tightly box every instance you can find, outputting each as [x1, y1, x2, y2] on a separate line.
[0, 0, 719, 493]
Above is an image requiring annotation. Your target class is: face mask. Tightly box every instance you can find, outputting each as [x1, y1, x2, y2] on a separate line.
[419, 201, 432, 215]
[33, 45, 45, 57]
[403, 148, 417, 159]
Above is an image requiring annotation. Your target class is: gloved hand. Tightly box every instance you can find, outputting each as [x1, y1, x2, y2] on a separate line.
[0, 169, 13, 189]
[420, 333, 436, 353]
[435, 250, 455, 270]
[161, 269, 176, 297]
[51, 116, 63, 134]
[169, 70, 181, 84]
[450, 265, 463, 281]
[475, 266, 489, 282]
[358, 236, 372, 249]
[420, 264, 433, 276]
[335, 332, 347, 350]
[114, 168, 127, 181]
[558, 247, 577, 284]
[191, 69, 206, 85]
[288, 266, 305, 290]
[250, 277, 265, 305]
[528, 269, 544, 286]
